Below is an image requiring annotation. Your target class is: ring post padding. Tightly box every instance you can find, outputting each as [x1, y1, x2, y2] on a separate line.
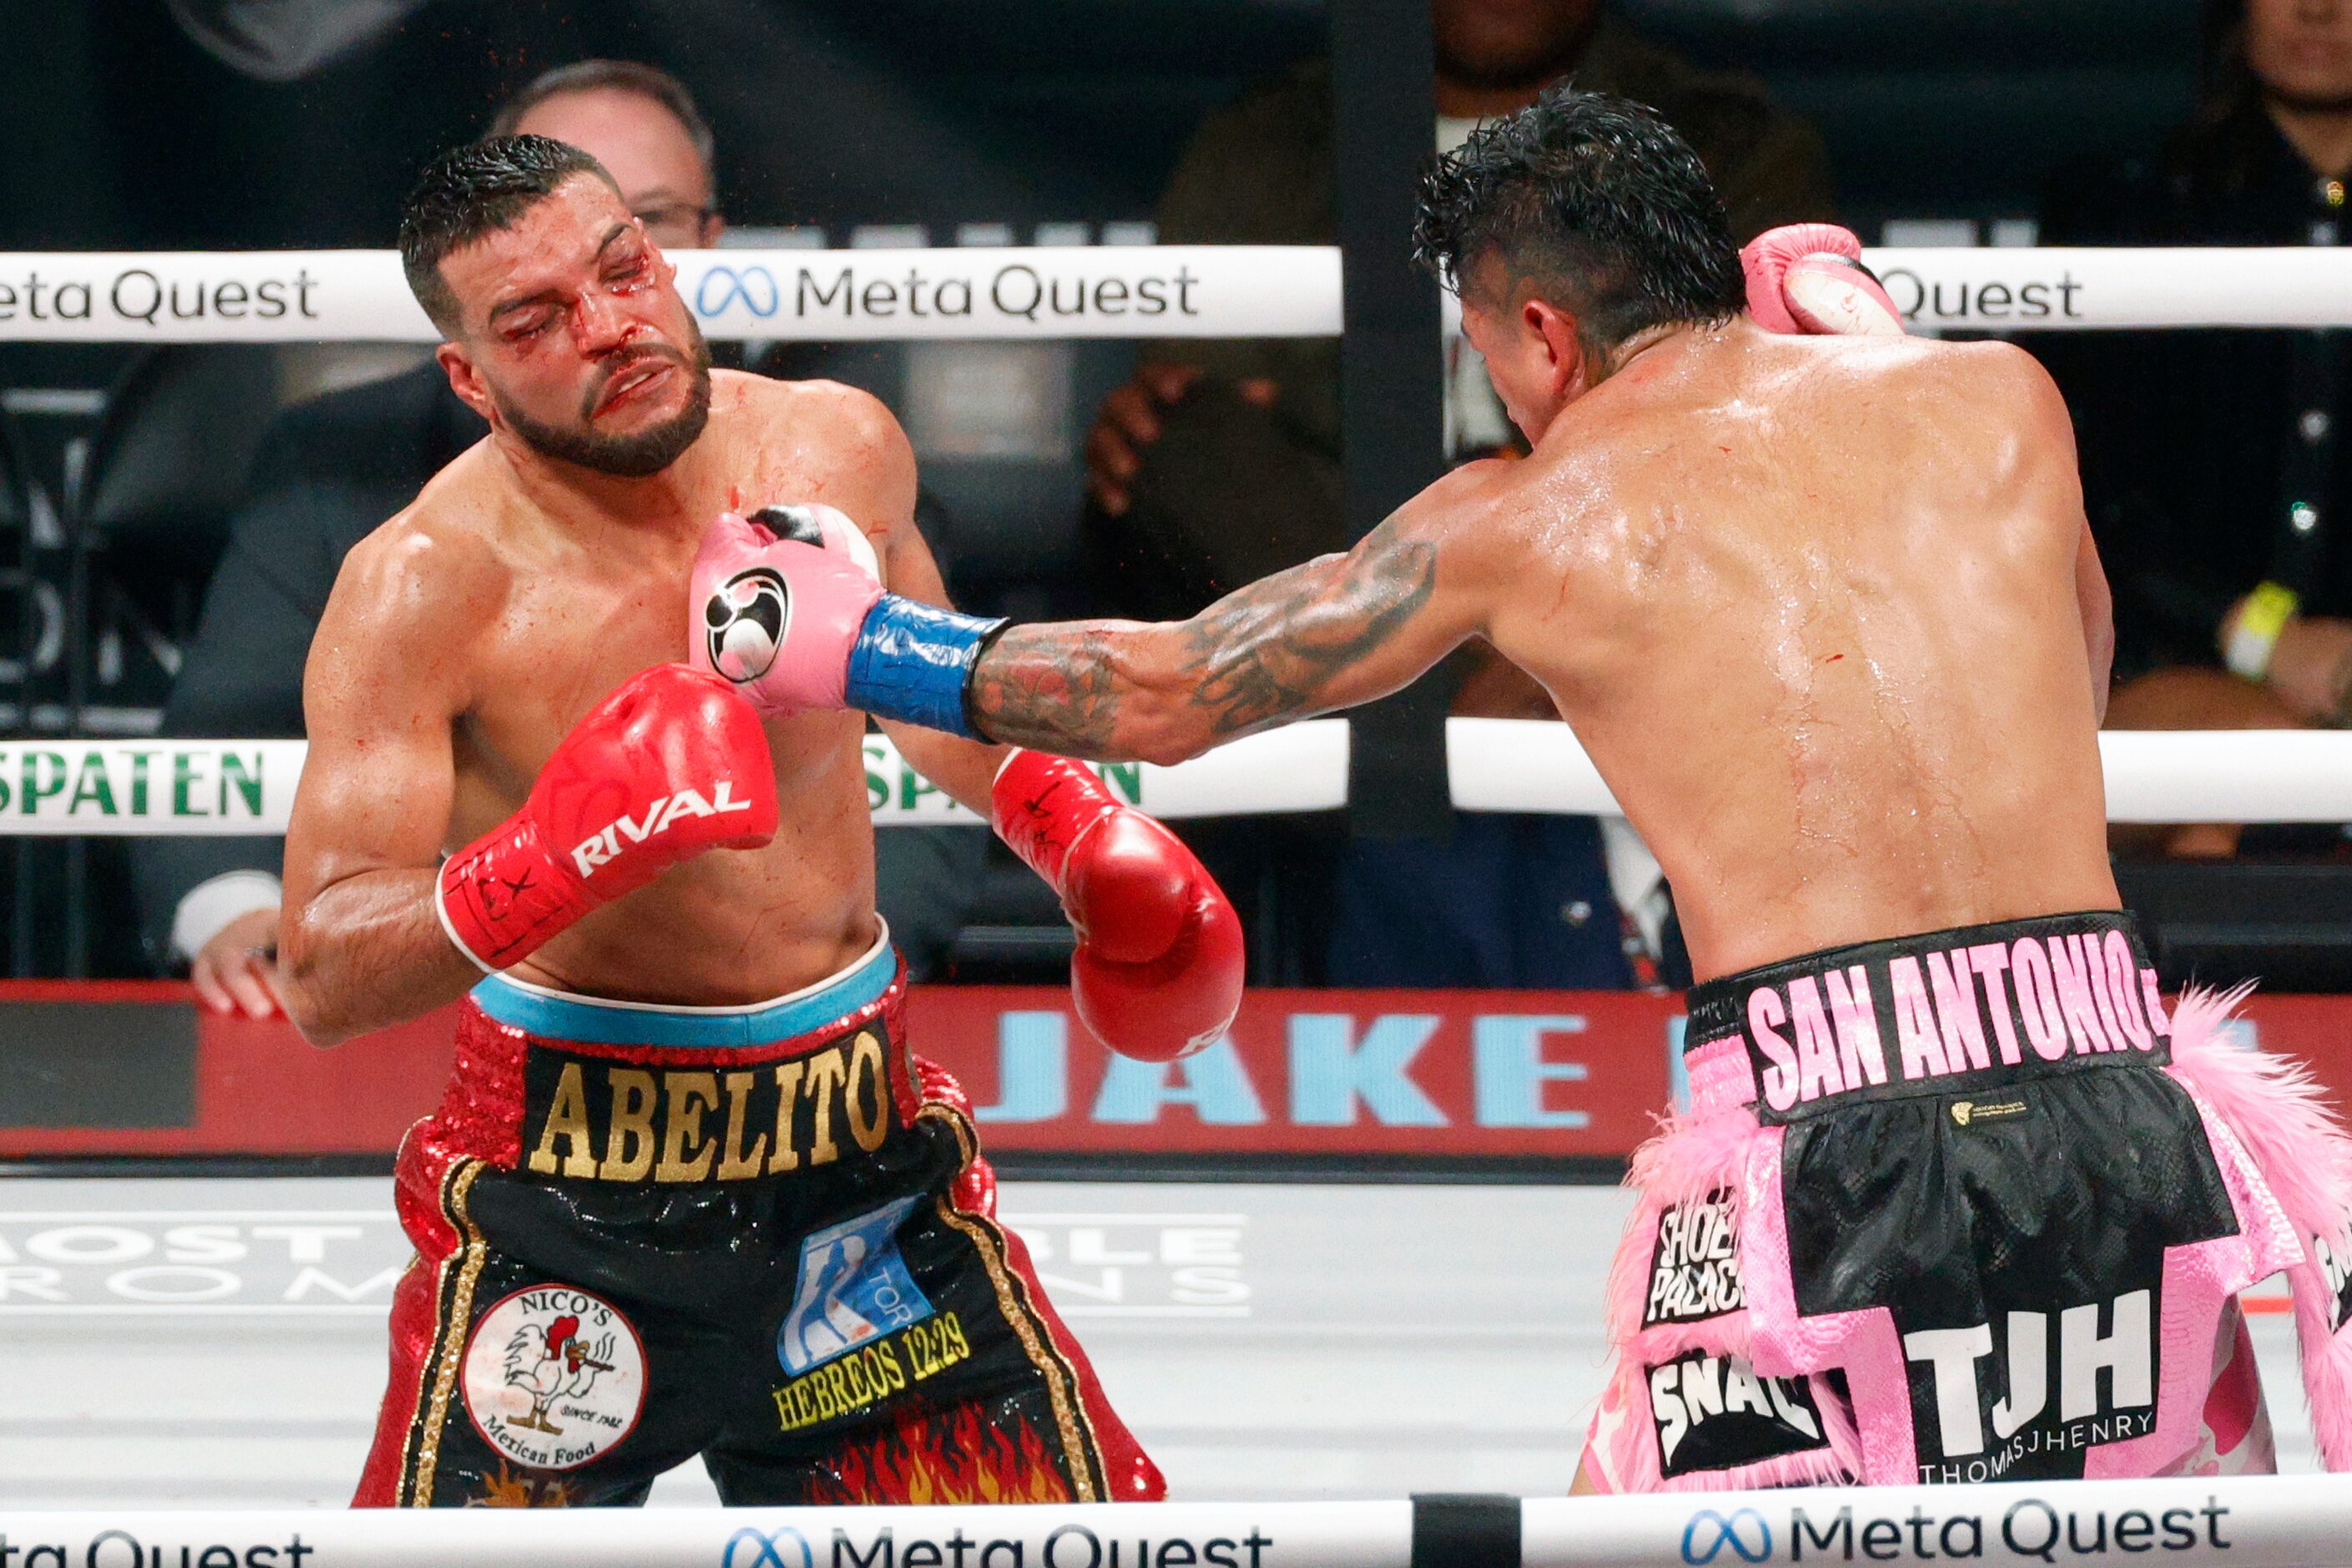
[1413, 1493, 1521, 1568]
[5, 245, 2352, 341]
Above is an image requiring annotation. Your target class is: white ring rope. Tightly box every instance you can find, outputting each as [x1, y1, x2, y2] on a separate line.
[0, 247, 1340, 343]
[0, 245, 2339, 341]
[0, 1474, 2326, 1565]
[0, 722, 2341, 834]
[0, 725, 1349, 835]
[1447, 721, 2352, 825]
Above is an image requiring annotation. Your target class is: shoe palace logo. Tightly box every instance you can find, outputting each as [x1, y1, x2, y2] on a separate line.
[461, 1284, 648, 1471]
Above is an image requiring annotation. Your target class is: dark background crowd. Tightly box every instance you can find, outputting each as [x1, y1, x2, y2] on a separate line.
[0, 0, 2347, 1011]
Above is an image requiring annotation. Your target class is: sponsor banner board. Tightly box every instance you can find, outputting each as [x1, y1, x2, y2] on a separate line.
[0, 1205, 1242, 1324]
[2, 984, 2348, 1165]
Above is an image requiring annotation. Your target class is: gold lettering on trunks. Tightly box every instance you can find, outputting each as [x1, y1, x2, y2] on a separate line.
[803, 1046, 847, 1167]
[519, 1032, 900, 1185]
[599, 1068, 659, 1181]
[847, 1029, 889, 1153]
[716, 1070, 768, 1180]
[654, 1070, 721, 1182]
[768, 1060, 805, 1175]
[769, 1311, 971, 1433]
[526, 1063, 599, 1178]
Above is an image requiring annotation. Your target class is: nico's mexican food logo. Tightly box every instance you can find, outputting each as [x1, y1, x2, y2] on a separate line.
[462, 1285, 647, 1470]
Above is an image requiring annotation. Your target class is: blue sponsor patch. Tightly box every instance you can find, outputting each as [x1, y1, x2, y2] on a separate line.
[776, 1196, 935, 1374]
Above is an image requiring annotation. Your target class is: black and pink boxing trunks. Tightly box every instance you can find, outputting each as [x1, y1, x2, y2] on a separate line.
[1583, 910, 2352, 1490]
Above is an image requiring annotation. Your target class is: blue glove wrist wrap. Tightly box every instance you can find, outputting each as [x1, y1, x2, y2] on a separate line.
[845, 595, 1007, 737]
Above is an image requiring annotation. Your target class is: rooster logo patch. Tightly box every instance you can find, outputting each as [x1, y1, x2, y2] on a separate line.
[461, 1284, 647, 1471]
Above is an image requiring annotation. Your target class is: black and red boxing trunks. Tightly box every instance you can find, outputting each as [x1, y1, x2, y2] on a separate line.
[1583, 910, 2352, 1490]
[355, 933, 1161, 1506]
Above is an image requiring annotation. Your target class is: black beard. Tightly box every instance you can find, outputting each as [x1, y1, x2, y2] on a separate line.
[496, 323, 714, 478]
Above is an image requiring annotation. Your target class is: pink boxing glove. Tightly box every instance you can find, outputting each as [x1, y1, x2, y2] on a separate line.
[1740, 223, 1905, 336]
[690, 504, 883, 715]
[690, 503, 1009, 736]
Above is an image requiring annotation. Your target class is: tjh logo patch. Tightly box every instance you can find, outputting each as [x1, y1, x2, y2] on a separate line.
[462, 1283, 646, 1471]
[777, 1196, 935, 1375]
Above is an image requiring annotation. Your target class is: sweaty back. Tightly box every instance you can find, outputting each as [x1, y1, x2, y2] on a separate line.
[1482, 326, 2117, 979]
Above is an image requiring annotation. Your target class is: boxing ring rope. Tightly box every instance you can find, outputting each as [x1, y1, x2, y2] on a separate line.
[0, 723, 2342, 832]
[0, 245, 2348, 340]
[2, 242, 2341, 832]
[0, 1473, 2334, 1565]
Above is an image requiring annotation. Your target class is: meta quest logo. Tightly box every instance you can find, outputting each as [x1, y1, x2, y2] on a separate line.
[1673, 1495, 2240, 1564]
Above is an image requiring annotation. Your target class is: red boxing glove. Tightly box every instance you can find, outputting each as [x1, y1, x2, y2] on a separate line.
[437, 664, 779, 970]
[1740, 223, 1905, 337]
[992, 750, 1244, 1062]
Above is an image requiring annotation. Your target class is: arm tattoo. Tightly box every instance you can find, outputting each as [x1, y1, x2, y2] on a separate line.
[970, 517, 1438, 756]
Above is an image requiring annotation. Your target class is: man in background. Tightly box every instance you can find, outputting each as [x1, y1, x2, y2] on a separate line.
[134, 62, 983, 1009]
[2042, 0, 2352, 858]
[1081, 0, 1833, 988]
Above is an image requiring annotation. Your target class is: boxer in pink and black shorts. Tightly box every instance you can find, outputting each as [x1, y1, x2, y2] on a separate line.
[722, 90, 2352, 1490]
[1581, 911, 2352, 1489]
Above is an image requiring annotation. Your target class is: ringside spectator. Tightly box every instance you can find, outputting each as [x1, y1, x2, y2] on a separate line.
[2042, 0, 2352, 857]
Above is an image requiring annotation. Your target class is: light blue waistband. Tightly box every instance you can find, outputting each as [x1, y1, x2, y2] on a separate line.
[469, 932, 897, 1048]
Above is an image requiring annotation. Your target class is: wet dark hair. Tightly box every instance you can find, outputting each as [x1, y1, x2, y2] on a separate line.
[1412, 86, 1744, 352]
[397, 134, 618, 334]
